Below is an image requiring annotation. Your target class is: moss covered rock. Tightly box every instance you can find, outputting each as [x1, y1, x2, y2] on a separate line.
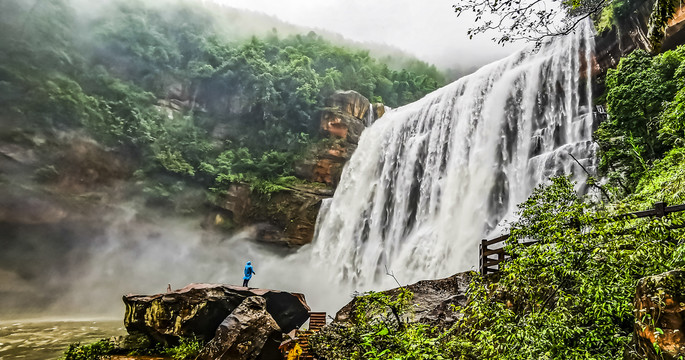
[123, 283, 310, 346]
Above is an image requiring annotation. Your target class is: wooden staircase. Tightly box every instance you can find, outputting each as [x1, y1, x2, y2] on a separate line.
[294, 312, 327, 360]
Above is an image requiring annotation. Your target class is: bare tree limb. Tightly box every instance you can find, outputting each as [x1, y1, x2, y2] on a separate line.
[567, 152, 613, 201]
[454, 0, 610, 45]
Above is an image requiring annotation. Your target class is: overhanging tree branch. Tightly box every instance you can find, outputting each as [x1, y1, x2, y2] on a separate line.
[454, 0, 611, 45]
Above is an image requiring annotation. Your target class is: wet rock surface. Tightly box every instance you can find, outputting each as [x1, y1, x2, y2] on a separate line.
[123, 283, 310, 345]
[628, 270, 685, 360]
[296, 90, 383, 188]
[212, 182, 331, 246]
[210, 91, 385, 247]
[592, 1, 685, 93]
[334, 272, 472, 329]
[196, 296, 281, 360]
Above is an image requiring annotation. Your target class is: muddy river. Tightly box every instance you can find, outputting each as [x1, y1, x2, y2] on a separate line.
[0, 319, 125, 360]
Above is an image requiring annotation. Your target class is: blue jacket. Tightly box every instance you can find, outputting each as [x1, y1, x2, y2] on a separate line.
[243, 262, 255, 280]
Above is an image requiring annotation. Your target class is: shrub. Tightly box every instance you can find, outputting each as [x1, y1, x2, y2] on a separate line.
[61, 340, 115, 360]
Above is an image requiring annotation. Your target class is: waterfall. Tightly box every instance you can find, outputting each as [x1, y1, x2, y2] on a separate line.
[309, 21, 597, 289]
[366, 103, 374, 127]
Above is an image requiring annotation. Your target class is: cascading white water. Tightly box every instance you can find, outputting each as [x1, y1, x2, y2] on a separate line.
[366, 103, 374, 127]
[309, 21, 597, 290]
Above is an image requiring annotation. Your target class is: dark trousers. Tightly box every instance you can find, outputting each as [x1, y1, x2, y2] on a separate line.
[242, 279, 249, 287]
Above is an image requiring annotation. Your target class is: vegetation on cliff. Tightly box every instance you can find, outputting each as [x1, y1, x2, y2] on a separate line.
[0, 0, 443, 202]
[314, 174, 685, 359]
[597, 45, 685, 192]
[311, 42, 685, 360]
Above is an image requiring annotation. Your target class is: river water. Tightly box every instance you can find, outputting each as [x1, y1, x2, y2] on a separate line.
[0, 319, 124, 360]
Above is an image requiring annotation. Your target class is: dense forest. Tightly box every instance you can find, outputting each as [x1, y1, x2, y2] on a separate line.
[0, 0, 444, 202]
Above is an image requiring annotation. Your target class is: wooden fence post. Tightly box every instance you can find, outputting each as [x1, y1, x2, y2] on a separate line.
[480, 239, 486, 275]
[497, 249, 504, 271]
[655, 202, 667, 217]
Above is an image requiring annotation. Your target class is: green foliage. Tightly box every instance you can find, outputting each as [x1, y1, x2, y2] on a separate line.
[593, 4, 616, 35]
[592, 0, 644, 35]
[61, 340, 115, 360]
[648, 0, 681, 49]
[311, 290, 457, 360]
[451, 176, 685, 359]
[161, 337, 204, 360]
[212, 147, 297, 194]
[630, 147, 685, 205]
[62, 337, 203, 360]
[598, 46, 685, 192]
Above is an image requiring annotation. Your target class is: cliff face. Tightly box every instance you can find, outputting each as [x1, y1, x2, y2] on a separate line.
[593, 0, 685, 78]
[213, 90, 385, 246]
[593, 0, 653, 76]
[295, 90, 381, 188]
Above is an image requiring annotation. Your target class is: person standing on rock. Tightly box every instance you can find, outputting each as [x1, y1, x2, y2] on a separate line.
[242, 261, 256, 287]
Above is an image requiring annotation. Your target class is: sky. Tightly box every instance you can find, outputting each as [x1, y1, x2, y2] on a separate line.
[209, 0, 524, 70]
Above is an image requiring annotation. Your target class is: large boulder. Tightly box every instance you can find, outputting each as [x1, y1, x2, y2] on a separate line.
[123, 283, 310, 345]
[196, 296, 281, 360]
[334, 272, 472, 330]
[628, 270, 685, 360]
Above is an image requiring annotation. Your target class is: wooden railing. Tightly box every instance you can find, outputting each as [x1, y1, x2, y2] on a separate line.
[479, 202, 685, 275]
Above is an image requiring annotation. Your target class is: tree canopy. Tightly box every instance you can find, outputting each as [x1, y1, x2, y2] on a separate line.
[0, 0, 444, 199]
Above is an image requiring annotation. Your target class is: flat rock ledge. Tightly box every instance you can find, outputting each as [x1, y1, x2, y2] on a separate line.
[123, 283, 310, 346]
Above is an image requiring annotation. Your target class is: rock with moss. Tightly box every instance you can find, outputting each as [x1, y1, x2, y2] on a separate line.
[123, 283, 310, 346]
[334, 271, 472, 330]
[629, 269, 685, 360]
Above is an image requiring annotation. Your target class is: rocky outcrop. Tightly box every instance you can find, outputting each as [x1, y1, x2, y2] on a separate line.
[215, 183, 253, 225]
[45, 137, 131, 194]
[662, 4, 685, 50]
[209, 91, 386, 247]
[320, 90, 370, 144]
[627, 270, 685, 360]
[196, 296, 281, 360]
[296, 90, 384, 187]
[373, 103, 386, 120]
[593, 1, 685, 78]
[0, 193, 67, 224]
[334, 272, 472, 330]
[294, 139, 352, 187]
[211, 182, 332, 246]
[123, 283, 310, 345]
[248, 184, 332, 246]
[593, 0, 653, 77]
